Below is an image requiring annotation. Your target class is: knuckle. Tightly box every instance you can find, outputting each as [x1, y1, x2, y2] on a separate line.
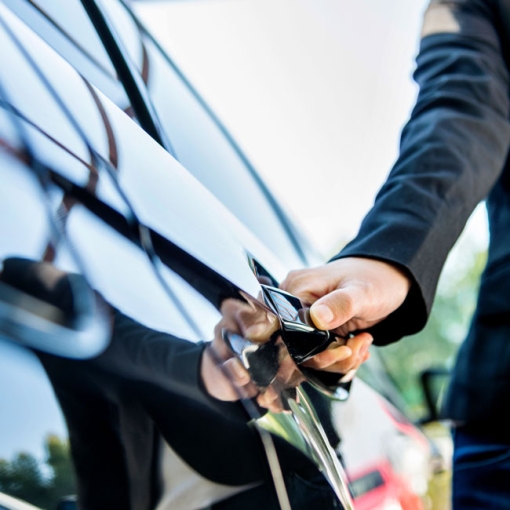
[283, 269, 310, 289]
[339, 292, 355, 316]
[285, 269, 299, 280]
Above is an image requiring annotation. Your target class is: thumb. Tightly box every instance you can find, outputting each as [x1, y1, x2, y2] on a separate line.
[310, 288, 358, 330]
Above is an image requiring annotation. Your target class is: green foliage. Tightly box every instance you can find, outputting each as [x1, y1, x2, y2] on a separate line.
[0, 453, 47, 507]
[0, 434, 76, 510]
[378, 248, 487, 419]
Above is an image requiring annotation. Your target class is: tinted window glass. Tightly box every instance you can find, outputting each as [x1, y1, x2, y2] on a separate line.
[0, 340, 74, 510]
[0, 150, 76, 509]
[3, 0, 129, 109]
[117, 3, 305, 266]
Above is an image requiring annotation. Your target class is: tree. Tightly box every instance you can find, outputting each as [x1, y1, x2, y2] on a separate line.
[0, 452, 49, 508]
[46, 434, 76, 504]
[0, 434, 76, 510]
[377, 247, 487, 419]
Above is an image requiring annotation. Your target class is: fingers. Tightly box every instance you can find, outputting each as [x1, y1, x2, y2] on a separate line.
[222, 358, 259, 399]
[222, 357, 251, 387]
[281, 258, 412, 333]
[219, 297, 278, 343]
[256, 385, 285, 414]
[280, 267, 332, 305]
[282, 264, 364, 331]
[303, 332, 373, 374]
[242, 316, 279, 342]
[201, 345, 258, 401]
[309, 288, 361, 330]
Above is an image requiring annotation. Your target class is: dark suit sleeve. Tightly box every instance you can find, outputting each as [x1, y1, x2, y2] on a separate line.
[92, 309, 251, 420]
[333, 0, 510, 345]
[102, 310, 207, 397]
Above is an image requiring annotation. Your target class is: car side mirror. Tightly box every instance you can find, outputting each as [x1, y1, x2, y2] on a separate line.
[0, 257, 110, 359]
[418, 367, 451, 424]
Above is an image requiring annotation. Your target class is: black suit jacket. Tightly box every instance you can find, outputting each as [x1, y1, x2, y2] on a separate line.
[335, 0, 510, 434]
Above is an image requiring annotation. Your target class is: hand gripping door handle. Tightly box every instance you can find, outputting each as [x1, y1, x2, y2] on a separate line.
[260, 284, 353, 398]
[260, 284, 335, 363]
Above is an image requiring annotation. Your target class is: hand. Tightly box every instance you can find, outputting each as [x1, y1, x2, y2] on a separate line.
[200, 295, 307, 412]
[200, 296, 279, 402]
[201, 335, 258, 402]
[301, 332, 373, 376]
[280, 257, 411, 373]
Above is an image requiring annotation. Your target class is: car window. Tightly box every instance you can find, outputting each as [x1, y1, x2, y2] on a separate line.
[0, 146, 76, 509]
[0, 3, 278, 333]
[0, 340, 73, 510]
[2, 0, 130, 110]
[109, 0, 308, 267]
[0, 153, 51, 263]
[0, 26, 268, 505]
[5, 0, 309, 268]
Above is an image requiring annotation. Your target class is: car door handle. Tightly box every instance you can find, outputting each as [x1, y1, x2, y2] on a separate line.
[260, 284, 336, 364]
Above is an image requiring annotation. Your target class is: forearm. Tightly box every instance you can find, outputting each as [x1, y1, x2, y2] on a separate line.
[96, 310, 251, 419]
[336, 1, 510, 343]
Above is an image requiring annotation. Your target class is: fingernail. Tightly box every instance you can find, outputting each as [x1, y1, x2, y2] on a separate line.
[338, 346, 352, 360]
[311, 304, 333, 326]
[359, 343, 370, 358]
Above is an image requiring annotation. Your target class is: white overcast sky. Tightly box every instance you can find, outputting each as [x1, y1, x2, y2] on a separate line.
[135, 0, 489, 262]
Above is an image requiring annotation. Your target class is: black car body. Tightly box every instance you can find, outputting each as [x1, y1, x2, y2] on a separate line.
[0, 2, 434, 509]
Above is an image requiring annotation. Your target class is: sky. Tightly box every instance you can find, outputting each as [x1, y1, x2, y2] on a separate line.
[135, 0, 489, 263]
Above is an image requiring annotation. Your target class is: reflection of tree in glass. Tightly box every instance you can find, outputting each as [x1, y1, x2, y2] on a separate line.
[46, 435, 76, 505]
[0, 453, 46, 505]
[0, 434, 76, 509]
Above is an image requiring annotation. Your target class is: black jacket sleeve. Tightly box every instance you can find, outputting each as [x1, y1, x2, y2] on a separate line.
[333, 0, 510, 345]
[0, 256, 249, 418]
[82, 309, 255, 420]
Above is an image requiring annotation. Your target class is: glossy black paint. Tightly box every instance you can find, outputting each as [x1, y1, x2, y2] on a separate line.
[0, 2, 433, 510]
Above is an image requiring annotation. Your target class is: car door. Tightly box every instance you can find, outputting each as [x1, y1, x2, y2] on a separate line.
[2, 0, 316, 271]
[0, 4, 356, 510]
[1, 3, 438, 510]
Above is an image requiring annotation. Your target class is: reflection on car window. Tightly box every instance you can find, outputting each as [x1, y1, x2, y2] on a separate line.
[0, 340, 74, 510]
[5, 0, 307, 267]
[123, 17, 305, 266]
[3, 0, 130, 110]
[66, 204, 204, 339]
[5, 0, 308, 268]
[0, 154, 51, 263]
